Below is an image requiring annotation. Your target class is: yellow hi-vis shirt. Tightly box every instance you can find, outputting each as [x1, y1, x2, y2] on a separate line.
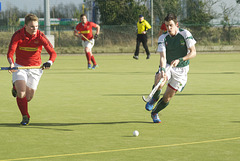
[137, 19, 151, 34]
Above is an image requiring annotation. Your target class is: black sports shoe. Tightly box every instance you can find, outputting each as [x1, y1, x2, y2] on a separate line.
[133, 55, 139, 60]
[146, 55, 150, 59]
[20, 115, 30, 125]
[12, 85, 17, 97]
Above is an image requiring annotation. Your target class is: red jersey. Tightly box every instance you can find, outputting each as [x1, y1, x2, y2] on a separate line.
[160, 23, 167, 32]
[7, 27, 57, 66]
[75, 21, 97, 41]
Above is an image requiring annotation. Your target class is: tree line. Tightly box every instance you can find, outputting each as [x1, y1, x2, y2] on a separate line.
[0, 0, 239, 26]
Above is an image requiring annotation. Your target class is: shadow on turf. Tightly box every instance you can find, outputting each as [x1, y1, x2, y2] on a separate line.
[231, 121, 240, 123]
[0, 123, 75, 131]
[104, 93, 240, 97]
[45, 71, 152, 75]
[0, 121, 152, 127]
[189, 72, 240, 75]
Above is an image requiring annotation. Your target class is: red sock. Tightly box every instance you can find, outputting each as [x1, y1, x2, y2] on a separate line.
[91, 55, 97, 65]
[86, 52, 92, 64]
[17, 96, 30, 118]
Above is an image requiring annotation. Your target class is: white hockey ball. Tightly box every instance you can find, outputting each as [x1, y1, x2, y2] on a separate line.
[133, 130, 139, 137]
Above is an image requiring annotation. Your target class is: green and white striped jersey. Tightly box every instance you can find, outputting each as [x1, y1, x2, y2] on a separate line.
[157, 28, 196, 67]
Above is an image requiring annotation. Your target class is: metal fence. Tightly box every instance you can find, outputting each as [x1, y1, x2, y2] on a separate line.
[1, 24, 240, 49]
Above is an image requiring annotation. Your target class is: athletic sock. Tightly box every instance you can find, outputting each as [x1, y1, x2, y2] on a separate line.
[17, 96, 30, 118]
[91, 55, 97, 65]
[149, 85, 161, 105]
[152, 98, 169, 113]
[152, 89, 161, 102]
[86, 52, 92, 64]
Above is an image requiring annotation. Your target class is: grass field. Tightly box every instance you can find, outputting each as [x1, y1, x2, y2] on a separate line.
[0, 53, 239, 161]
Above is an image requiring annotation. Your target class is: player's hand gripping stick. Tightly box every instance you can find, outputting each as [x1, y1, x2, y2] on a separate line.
[142, 65, 173, 102]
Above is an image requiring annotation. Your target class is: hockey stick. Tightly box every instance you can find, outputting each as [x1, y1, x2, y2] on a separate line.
[142, 65, 173, 102]
[81, 34, 93, 45]
[0, 66, 42, 70]
[75, 29, 93, 45]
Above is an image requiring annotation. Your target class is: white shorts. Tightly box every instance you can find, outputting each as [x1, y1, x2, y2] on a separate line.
[12, 63, 43, 90]
[157, 64, 189, 92]
[82, 39, 95, 51]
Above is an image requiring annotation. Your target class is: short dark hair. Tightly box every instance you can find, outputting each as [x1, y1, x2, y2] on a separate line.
[25, 14, 38, 25]
[164, 13, 177, 24]
[80, 14, 87, 19]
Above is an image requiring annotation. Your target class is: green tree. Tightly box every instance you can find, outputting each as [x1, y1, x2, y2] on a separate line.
[7, 7, 22, 26]
[95, 0, 149, 25]
[153, 0, 180, 24]
[181, 0, 214, 25]
[9, 13, 19, 26]
[219, 2, 238, 44]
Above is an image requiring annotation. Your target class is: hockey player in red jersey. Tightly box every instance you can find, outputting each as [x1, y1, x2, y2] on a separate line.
[7, 14, 57, 125]
[74, 14, 100, 69]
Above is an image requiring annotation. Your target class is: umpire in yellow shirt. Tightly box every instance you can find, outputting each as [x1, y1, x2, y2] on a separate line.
[133, 15, 152, 60]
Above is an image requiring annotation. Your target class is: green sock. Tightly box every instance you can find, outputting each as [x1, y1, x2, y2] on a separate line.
[152, 85, 161, 101]
[152, 98, 169, 113]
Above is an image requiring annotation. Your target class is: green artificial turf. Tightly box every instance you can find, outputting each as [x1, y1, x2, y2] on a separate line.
[0, 53, 239, 161]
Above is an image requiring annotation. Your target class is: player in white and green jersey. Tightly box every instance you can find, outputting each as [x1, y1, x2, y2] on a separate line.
[145, 13, 197, 123]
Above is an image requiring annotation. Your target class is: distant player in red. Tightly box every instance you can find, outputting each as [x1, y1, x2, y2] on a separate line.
[7, 14, 57, 125]
[74, 14, 100, 69]
[158, 22, 167, 37]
